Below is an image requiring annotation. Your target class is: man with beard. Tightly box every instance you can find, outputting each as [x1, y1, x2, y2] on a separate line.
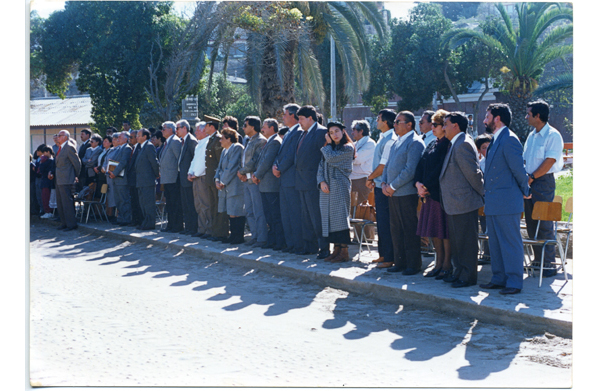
[479, 103, 530, 295]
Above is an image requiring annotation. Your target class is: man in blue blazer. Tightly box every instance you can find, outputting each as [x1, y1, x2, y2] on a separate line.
[295, 105, 330, 259]
[272, 103, 304, 254]
[381, 111, 426, 275]
[135, 129, 160, 230]
[479, 103, 531, 295]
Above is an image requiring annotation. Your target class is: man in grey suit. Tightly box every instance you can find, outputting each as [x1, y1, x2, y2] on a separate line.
[51, 130, 81, 231]
[272, 103, 304, 254]
[381, 111, 426, 275]
[439, 112, 485, 288]
[295, 105, 330, 259]
[159, 121, 183, 233]
[176, 119, 199, 235]
[479, 103, 531, 295]
[108, 132, 133, 226]
[135, 129, 160, 230]
[238, 116, 268, 246]
[253, 118, 285, 250]
[81, 134, 103, 186]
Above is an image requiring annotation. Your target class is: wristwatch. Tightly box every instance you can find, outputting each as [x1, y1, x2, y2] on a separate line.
[529, 173, 536, 181]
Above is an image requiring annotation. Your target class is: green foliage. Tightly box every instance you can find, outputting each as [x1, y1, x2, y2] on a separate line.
[197, 74, 258, 124]
[39, 1, 175, 132]
[433, 2, 481, 21]
[555, 172, 573, 221]
[30, 11, 45, 84]
[361, 34, 394, 113]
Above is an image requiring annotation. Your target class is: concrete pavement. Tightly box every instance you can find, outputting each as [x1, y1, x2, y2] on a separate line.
[34, 217, 573, 338]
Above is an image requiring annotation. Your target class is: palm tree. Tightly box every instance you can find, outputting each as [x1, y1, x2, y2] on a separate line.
[197, 1, 386, 118]
[442, 2, 572, 139]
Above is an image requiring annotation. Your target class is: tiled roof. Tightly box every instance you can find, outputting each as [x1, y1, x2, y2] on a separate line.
[29, 96, 93, 126]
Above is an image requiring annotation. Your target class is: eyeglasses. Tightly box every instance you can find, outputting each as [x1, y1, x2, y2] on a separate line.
[394, 120, 407, 125]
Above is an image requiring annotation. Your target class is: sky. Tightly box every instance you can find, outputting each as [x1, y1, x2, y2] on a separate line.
[30, 0, 416, 20]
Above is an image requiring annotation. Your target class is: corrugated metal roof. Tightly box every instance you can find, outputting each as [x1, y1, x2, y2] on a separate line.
[29, 96, 93, 126]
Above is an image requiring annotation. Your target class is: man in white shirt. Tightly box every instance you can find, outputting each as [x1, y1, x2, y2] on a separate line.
[187, 121, 211, 237]
[523, 99, 564, 277]
[366, 109, 398, 267]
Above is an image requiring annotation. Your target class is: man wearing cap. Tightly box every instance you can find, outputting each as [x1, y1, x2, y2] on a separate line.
[203, 115, 230, 240]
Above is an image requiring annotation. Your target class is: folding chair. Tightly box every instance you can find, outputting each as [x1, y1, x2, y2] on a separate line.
[522, 201, 568, 287]
[155, 184, 167, 228]
[555, 196, 572, 269]
[80, 184, 109, 223]
[349, 191, 377, 261]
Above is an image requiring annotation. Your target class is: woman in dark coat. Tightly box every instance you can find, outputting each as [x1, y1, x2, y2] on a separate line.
[317, 121, 355, 263]
[414, 109, 452, 279]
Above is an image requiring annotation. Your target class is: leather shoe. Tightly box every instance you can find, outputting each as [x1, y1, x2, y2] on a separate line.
[63, 225, 78, 231]
[435, 268, 453, 280]
[499, 287, 521, 295]
[386, 265, 404, 273]
[244, 238, 257, 246]
[443, 273, 459, 283]
[371, 257, 385, 263]
[252, 241, 267, 248]
[57, 225, 67, 230]
[479, 282, 505, 289]
[424, 268, 442, 278]
[402, 268, 420, 276]
[451, 279, 474, 288]
[191, 232, 204, 237]
[261, 243, 275, 249]
[376, 262, 394, 269]
[179, 230, 190, 235]
[316, 250, 331, 260]
[542, 268, 558, 278]
[200, 233, 212, 239]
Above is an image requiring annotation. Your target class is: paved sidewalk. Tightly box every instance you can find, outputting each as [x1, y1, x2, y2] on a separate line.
[34, 218, 573, 338]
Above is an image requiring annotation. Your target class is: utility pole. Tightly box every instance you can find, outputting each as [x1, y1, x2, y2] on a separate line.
[330, 34, 337, 122]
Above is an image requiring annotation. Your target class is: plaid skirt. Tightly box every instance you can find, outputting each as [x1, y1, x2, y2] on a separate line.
[416, 197, 449, 239]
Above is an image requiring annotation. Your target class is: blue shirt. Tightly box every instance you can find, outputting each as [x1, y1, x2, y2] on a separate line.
[523, 123, 564, 175]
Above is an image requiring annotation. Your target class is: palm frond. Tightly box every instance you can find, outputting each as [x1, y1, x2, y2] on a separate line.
[534, 72, 572, 96]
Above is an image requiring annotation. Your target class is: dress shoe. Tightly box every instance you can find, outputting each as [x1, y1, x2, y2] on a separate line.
[451, 280, 474, 288]
[140, 226, 155, 231]
[424, 268, 442, 278]
[63, 225, 78, 231]
[376, 262, 394, 269]
[330, 247, 350, 263]
[212, 236, 227, 242]
[160, 228, 170, 232]
[499, 287, 521, 295]
[542, 268, 558, 278]
[229, 238, 245, 245]
[273, 246, 286, 251]
[220, 237, 232, 243]
[435, 268, 453, 280]
[261, 243, 275, 249]
[402, 268, 420, 276]
[200, 233, 212, 239]
[371, 257, 385, 263]
[443, 273, 459, 283]
[386, 265, 404, 273]
[191, 232, 204, 237]
[252, 241, 267, 248]
[119, 222, 131, 226]
[244, 238, 257, 246]
[316, 250, 331, 260]
[179, 230, 190, 235]
[479, 282, 505, 289]
[57, 225, 67, 230]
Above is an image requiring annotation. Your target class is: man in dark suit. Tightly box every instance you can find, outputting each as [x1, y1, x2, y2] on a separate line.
[77, 128, 92, 190]
[51, 130, 81, 231]
[238, 116, 268, 246]
[134, 129, 160, 230]
[126, 129, 143, 226]
[203, 115, 229, 240]
[176, 119, 199, 235]
[159, 121, 183, 233]
[253, 118, 285, 250]
[479, 103, 531, 295]
[81, 134, 103, 186]
[273, 103, 304, 254]
[381, 111, 426, 275]
[295, 105, 330, 259]
[108, 132, 133, 226]
[439, 112, 485, 288]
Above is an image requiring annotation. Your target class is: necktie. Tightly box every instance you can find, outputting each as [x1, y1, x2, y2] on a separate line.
[297, 131, 307, 153]
[57, 146, 62, 156]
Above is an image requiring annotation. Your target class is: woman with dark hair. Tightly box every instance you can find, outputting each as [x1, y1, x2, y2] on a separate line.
[317, 121, 355, 263]
[214, 128, 246, 244]
[414, 109, 452, 279]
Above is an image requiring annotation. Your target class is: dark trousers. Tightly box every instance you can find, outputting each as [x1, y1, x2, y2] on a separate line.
[41, 187, 52, 214]
[163, 181, 183, 231]
[280, 185, 304, 251]
[374, 187, 394, 262]
[299, 188, 328, 253]
[524, 173, 556, 266]
[114, 184, 132, 224]
[56, 184, 77, 228]
[181, 184, 198, 233]
[448, 209, 480, 284]
[137, 186, 156, 229]
[261, 191, 286, 248]
[207, 180, 229, 238]
[129, 185, 143, 224]
[389, 193, 422, 270]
